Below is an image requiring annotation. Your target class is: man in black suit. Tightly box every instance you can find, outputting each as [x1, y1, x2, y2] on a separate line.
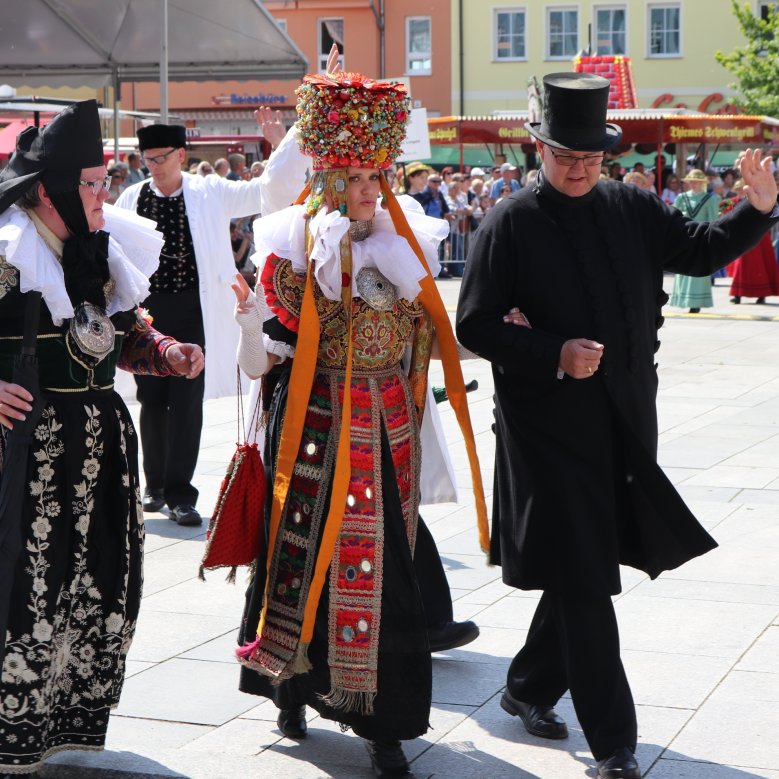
[456, 72, 778, 779]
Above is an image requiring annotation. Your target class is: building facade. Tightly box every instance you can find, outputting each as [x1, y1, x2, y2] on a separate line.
[127, 0, 451, 140]
[452, 0, 778, 117]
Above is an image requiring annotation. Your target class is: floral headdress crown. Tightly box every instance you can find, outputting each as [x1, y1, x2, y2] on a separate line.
[295, 71, 410, 170]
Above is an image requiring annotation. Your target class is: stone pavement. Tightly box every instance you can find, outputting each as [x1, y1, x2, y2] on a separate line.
[43, 278, 779, 779]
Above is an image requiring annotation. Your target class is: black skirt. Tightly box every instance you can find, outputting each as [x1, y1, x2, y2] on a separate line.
[238, 367, 431, 741]
[0, 389, 143, 773]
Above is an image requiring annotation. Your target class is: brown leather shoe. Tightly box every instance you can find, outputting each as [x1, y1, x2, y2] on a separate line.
[500, 689, 568, 739]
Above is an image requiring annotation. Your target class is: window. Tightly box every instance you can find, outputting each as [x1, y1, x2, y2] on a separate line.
[547, 7, 578, 59]
[595, 6, 626, 55]
[494, 8, 527, 60]
[760, 2, 778, 22]
[318, 18, 344, 71]
[648, 4, 680, 57]
[406, 17, 432, 74]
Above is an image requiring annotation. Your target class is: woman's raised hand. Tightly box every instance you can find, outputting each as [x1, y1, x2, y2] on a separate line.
[231, 273, 255, 315]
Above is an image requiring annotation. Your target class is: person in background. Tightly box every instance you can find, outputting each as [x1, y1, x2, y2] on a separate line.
[440, 166, 454, 197]
[213, 157, 229, 177]
[409, 166, 452, 277]
[226, 153, 247, 181]
[623, 171, 652, 192]
[669, 169, 720, 312]
[660, 172, 680, 205]
[445, 173, 473, 278]
[250, 161, 264, 178]
[490, 162, 520, 203]
[115, 109, 307, 527]
[456, 71, 778, 779]
[402, 160, 431, 196]
[125, 151, 147, 185]
[196, 160, 214, 176]
[0, 99, 204, 775]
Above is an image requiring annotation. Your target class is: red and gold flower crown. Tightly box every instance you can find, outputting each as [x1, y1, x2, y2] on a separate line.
[295, 71, 410, 170]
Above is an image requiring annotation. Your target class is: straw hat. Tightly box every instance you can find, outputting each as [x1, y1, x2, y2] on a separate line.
[682, 169, 708, 182]
[404, 161, 434, 177]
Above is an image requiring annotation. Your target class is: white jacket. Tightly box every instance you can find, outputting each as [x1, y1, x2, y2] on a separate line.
[115, 127, 307, 399]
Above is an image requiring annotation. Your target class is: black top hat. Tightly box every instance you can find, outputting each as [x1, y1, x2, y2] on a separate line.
[526, 73, 622, 152]
[0, 99, 104, 215]
[137, 124, 187, 151]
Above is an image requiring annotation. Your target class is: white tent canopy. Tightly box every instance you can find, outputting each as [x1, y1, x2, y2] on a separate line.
[0, 0, 307, 87]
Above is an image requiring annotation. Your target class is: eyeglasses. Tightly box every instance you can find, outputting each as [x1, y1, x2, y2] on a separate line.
[141, 148, 177, 166]
[78, 176, 112, 195]
[548, 149, 605, 167]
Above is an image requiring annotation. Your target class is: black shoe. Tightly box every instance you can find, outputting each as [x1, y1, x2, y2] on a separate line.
[142, 489, 165, 512]
[730, 296, 741, 304]
[169, 504, 202, 526]
[364, 739, 414, 778]
[756, 297, 766, 304]
[428, 620, 480, 652]
[689, 308, 700, 313]
[500, 689, 568, 739]
[597, 746, 641, 778]
[277, 705, 307, 739]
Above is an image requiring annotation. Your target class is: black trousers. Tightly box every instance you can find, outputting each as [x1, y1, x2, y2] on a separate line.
[134, 289, 205, 508]
[506, 591, 637, 761]
[414, 515, 454, 628]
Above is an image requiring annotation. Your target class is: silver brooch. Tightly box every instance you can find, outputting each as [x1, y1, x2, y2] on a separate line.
[69, 303, 116, 361]
[356, 267, 397, 311]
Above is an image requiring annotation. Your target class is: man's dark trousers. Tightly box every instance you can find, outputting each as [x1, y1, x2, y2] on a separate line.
[135, 289, 205, 509]
[506, 590, 637, 761]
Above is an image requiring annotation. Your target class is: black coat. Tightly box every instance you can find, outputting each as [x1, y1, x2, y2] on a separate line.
[456, 176, 778, 595]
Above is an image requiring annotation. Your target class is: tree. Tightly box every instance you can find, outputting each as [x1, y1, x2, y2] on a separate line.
[715, 0, 779, 116]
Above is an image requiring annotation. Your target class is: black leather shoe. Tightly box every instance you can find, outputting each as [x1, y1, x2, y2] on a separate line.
[597, 746, 641, 778]
[169, 504, 202, 526]
[428, 620, 480, 652]
[756, 297, 766, 304]
[142, 489, 165, 512]
[277, 705, 307, 739]
[500, 689, 568, 739]
[731, 296, 741, 304]
[689, 307, 700, 313]
[364, 739, 414, 778]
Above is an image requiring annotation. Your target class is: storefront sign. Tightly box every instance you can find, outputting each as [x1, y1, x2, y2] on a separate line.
[651, 92, 738, 115]
[211, 93, 287, 106]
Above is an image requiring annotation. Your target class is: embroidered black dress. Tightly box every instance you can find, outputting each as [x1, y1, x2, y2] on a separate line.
[0, 212, 173, 774]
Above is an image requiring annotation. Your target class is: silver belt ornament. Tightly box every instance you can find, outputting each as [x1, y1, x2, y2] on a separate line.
[355, 267, 397, 311]
[69, 303, 116, 362]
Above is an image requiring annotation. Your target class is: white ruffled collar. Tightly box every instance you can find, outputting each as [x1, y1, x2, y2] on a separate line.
[0, 203, 163, 326]
[251, 195, 447, 304]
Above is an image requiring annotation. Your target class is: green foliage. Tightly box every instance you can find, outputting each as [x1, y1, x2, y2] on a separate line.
[715, 0, 779, 116]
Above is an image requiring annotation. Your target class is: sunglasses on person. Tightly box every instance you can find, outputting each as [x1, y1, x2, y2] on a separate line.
[78, 176, 112, 195]
[141, 148, 178, 166]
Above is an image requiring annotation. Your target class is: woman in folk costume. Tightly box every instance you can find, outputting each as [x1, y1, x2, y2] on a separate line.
[669, 169, 720, 312]
[232, 66, 488, 778]
[0, 100, 203, 775]
[725, 179, 779, 304]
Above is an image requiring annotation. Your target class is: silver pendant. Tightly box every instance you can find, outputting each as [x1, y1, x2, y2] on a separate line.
[356, 267, 397, 311]
[69, 303, 116, 361]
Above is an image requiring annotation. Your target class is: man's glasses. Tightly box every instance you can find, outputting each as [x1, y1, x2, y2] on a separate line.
[78, 176, 111, 195]
[548, 149, 605, 167]
[141, 148, 177, 166]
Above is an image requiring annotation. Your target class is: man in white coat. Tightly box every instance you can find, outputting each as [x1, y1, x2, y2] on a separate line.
[116, 111, 306, 525]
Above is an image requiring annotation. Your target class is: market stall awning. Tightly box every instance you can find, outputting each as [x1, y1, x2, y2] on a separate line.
[428, 111, 779, 148]
[0, 0, 307, 87]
